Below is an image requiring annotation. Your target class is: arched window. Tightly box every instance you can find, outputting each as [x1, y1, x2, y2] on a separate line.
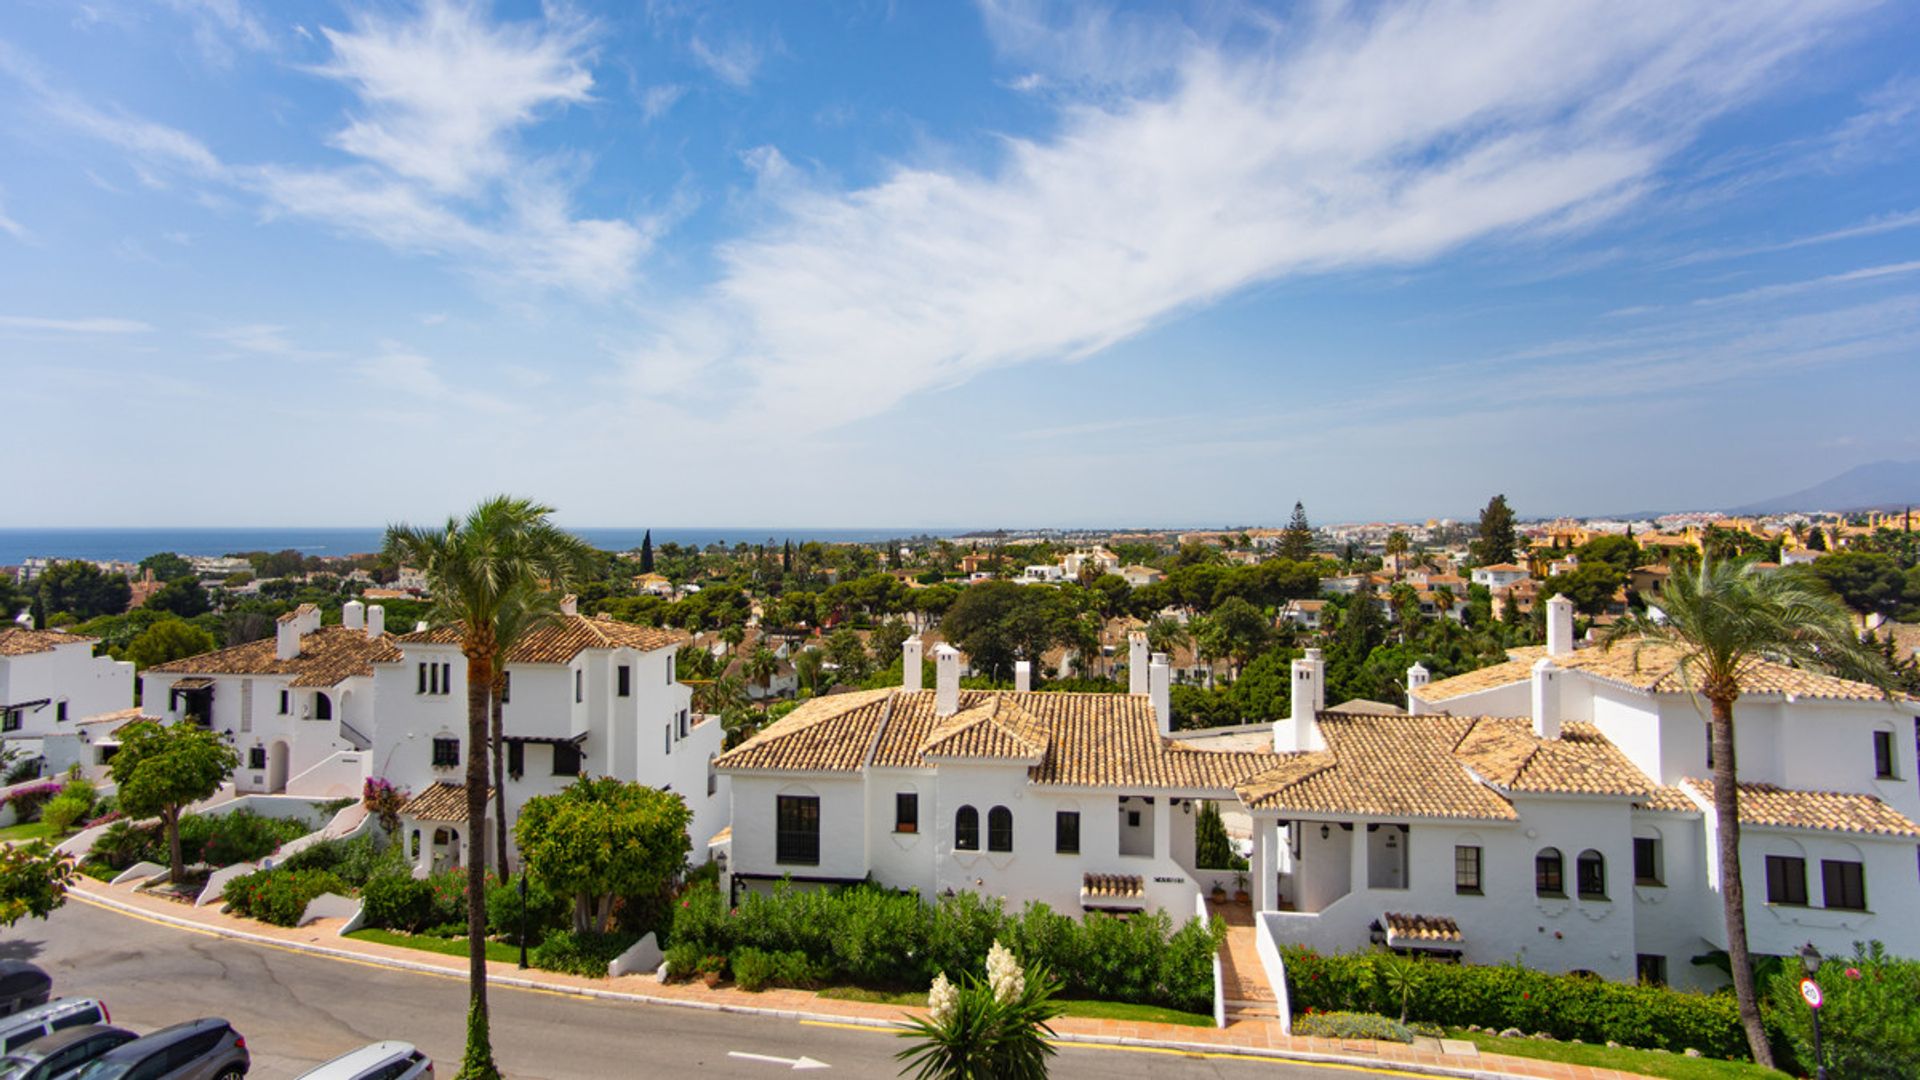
[988, 806, 1013, 852]
[314, 693, 333, 721]
[955, 805, 980, 851]
[1535, 847, 1565, 897]
[1576, 849, 1607, 899]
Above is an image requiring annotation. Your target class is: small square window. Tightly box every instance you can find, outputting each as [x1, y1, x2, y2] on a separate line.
[432, 737, 460, 768]
[1636, 954, 1667, 986]
[1822, 859, 1866, 911]
[895, 793, 918, 833]
[1766, 855, 1808, 906]
[1634, 837, 1663, 886]
[1454, 845, 1482, 895]
[248, 746, 267, 770]
[552, 742, 581, 777]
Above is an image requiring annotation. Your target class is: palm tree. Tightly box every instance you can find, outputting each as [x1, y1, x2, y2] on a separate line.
[384, 496, 594, 1080]
[1144, 616, 1190, 661]
[1601, 560, 1890, 1068]
[488, 583, 562, 886]
[694, 671, 751, 715]
[744, 645, 780, 696]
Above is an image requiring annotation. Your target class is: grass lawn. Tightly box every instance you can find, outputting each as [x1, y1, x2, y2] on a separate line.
[1449, 1029, 1789, 1080]
[0, 821, 64, 843]
[814, 987, 1212, 1028]
[347, 928, 521, 966]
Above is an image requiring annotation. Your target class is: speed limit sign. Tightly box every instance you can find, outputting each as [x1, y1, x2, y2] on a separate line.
[1800, 978, 1823, 1009]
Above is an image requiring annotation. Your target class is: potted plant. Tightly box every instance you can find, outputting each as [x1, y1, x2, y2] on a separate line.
[1209, 881, 1228, 903]
[1233, 870, 1250, 905]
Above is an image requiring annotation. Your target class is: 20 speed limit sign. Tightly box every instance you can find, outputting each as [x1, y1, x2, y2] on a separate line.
[1800, 978, 1823, 1009]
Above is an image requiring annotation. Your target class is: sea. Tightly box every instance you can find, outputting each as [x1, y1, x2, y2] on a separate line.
[0, 527, 932, 567]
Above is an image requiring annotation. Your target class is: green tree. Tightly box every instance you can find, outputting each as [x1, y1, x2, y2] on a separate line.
[793, 648, 827, 696]
[1193, 801, 1238, 870]
[110, 721, 239, 884]
[1384, 530, 1410, 557]
[36, 561, 131, 622]
[1805, 526, 1827, 552]
[0, 575, 24, 622]
[870, 619, 915, 666]
[1227, 649, 1296, 721]
[1280, 502, 1315, 562]
[1470, 495, 1518, 566]
[1543, 563, 1625, 616]
[515, 776, 691, 935]
[0, 841, 75, 930]
[825, 628, 871, 680]
[124, 619, 217, 671]
[1144, 617, 1190, 661]
[744, 645, 780, 693]
[1811, 552, 1907, 619]
[138, 552, 193, 582]
[385, 496, 596, 1080]
[1210, 597, 1269, 678]
[1573, 534, 1641, 574]
[639, 529, 654, 574]
[1601, 559, 1891, 1068]
[145, 578, 211, 618]
[942, 582, 1075, 681]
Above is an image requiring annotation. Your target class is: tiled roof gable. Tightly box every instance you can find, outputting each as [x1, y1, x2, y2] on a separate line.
[0, 628, 98, 657]
[148, 625, 400, 687]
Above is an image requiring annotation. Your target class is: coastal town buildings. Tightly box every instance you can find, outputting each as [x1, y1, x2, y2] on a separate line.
[0, 626, 135, 755]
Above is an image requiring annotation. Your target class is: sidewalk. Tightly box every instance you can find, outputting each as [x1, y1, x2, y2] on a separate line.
[72, 876, 1654, 1079]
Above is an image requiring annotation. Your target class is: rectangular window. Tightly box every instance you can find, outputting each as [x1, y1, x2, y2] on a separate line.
[1822, 859, 1867, 911]
[895, 793, 918, 833]
[432, 737, 460, 768]
[664, 724, 672, 755]
[1766, 855, 1808, 906]
[1874, 730, 1896, 779]
[1636, 954, 1667, 986]
[617, 665, 631, 697]
[248, 746, 267, 770]
[1455, 845, 1482, 895]
[56, 701, 67, 723]
[1, 712, 18, 734]
[575, 669, 584, 704]
[279, 690, 291, 715]
[441, 663, 451, 695]
[506, 741, 524, 779]
[678, 709, 689, 739]
[553, 742, 581, 777]
[1535, 852, 1564, 897]
[1056, 811, 1080, 854]
[418, 662, 427, 694]
[776, 795, 820, 866]
[1634, 837, 1663, 886]
[501, 672, 510, 704]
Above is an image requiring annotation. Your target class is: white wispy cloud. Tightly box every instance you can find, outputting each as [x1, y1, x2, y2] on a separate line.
[161, 0, 272, 67]
[1667, 207, 1920, 267]
[687, 34, 761, 88]
[357, 346, 515, 416]
[0, 192, 26, 241]
[1693, 259, 1920, 306]
[0, 315, 152, 334]
[624, 0, 1871, 431]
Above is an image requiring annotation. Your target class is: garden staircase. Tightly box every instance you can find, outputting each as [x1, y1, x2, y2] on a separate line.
[1210, 900, 1280, 1022]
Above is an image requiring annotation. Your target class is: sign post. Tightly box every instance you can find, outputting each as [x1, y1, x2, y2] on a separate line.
[1800, 977, 1827, 1080]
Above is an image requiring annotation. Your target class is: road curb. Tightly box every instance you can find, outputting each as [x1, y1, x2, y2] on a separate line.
[71, 885, 1515, 1079]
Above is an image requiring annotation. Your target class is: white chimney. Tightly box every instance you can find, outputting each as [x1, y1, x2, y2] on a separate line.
[1149, 652, 1172, 735]
[275, 619, 301, 661]
[902, 635, 924, 692]
[1406, 662, 1430, 714]
[1531, 658, 1562, 740]
[1127, 631, 1150, 695]
[342, 600, 365, 631]
[366, 604, 385, 640]
[1014, 660, 1031, 694]
[560, 594, 579, 617]
[1280, 648, 1326, 752]
[1546, 594, 1575, 658]
[934, 644, 961, 717]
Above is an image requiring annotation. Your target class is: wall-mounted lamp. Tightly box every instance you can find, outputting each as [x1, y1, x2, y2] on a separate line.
[1320, 824, 1331, 840]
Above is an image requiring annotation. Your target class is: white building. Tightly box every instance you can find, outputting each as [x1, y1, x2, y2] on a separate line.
[719, 600, 1920, 992]
[144, 601, 727, 877]
[1279, 599, 1327, 630]
[1060, 547, 1120, 580]
[1119, 565, 1165, 588]
[1019, 564, 1066, 584]
[1469, 563, 1532, 590]
[0, 627, 135, 757]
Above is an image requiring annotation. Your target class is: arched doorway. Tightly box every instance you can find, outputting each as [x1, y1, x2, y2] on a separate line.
[267, 740, 290, 793]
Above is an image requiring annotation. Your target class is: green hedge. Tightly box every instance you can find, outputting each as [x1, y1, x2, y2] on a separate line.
[528, 930, 641, 977]
[1283, 946, 1758, 1060]
[222, 868, 349, 927]
[1767, 943, 1920, 1079]
[359, 870, 466, 934]
[670, 880, 1223, 1012]
[1294, 1011, 1413, 1043]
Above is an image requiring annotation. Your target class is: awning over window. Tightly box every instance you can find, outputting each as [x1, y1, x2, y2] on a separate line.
[500, 733, 588, 746]
[169, 678, 216, 691]
[1382, 912, 1463, 950]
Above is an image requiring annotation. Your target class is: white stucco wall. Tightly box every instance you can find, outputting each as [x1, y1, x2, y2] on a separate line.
[3, 642, 133, 736]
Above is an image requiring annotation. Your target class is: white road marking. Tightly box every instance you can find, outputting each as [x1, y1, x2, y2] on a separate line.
[726, 1050, 831, 1070]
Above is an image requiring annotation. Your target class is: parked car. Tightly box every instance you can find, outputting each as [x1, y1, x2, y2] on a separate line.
[0, 966, 50, 1018]
[0, 1000, 112, 1055]
[0, 1024, 137, 1080]
[68, 1019, 248, 1080]
[293, 1042, 431, 1080]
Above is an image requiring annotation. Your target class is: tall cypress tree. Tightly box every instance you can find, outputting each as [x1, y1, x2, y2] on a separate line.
[782, 538, 793, 573]
[639, 529, 654, 573]
[1471, 495, 1518, 566]
[1280, 501, 1314, 561]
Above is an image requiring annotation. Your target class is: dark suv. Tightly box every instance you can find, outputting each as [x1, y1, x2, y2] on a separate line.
[68, 1019, 248, 1080]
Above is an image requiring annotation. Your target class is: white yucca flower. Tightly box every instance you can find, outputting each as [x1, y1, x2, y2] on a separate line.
[928, 971, 959, 1025]
[986, 940, 1024, 1003]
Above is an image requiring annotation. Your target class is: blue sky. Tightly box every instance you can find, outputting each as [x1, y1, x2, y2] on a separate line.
[2, 0, 1917, 530]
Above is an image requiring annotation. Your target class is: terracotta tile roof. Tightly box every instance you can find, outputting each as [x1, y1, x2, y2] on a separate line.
[1638, 786, 1701, 814]
[1475, 563, 1530, 573]
[0, 628, 97, 657]
[1416, 640, 1895, 704]
[1082, 873, 1143, 899]
[1452, 719, 1653, 797]
[1324, 699, 1405, 716]
[399, 782, 489, 822]
[722, 688, 1279, 791]
[276, 603, 319, 624]
[1240, 714, 1517, 820]
[1384, 912, 1462, 943]
[1685, 778, 1920, 838]
[398, 613, 686, 664]
[148, 626, 401, 688]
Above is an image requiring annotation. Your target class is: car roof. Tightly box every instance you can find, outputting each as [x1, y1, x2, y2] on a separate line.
[91, 1019, 229, 1061]
[294, 1041, 418, 1077]
[8, 1025, 133, 1060]
[0, 964, 44, 980]
[0, 999, 104, 1029]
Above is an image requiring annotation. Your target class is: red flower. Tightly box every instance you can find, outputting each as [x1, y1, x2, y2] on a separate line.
[1845, 967, 1862, 980]
[1521, 992, 1530, 1000]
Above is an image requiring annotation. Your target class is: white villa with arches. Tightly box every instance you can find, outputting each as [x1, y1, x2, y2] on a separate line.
[717, 597, 1920, 993]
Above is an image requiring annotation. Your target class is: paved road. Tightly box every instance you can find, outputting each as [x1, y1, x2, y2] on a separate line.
[8, 898, 1380, 1080]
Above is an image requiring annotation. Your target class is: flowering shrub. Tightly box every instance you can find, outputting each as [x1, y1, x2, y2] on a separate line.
[362, 777, 408, 833]
[179, 810, 312, 867]
[896, 940, 1064, 1080]
[1284, 946, 1756, 1059]
[1768, 941, 1920, 1079]
[222, 868, 349, 927]
[1293, 1010, 1413, 1043]
[4, 782, 64, 823]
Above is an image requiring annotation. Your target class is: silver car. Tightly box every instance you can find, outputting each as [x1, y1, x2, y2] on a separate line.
[0, 999, 112, 1056]
[294, 1042, 432, 1080]
[0, 1024, 137, 1080]
[68, 1018, 248, 1080]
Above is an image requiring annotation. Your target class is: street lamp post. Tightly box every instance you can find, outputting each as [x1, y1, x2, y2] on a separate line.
[1800, 942, 1827, 1080]
[518, 873, 529, 970]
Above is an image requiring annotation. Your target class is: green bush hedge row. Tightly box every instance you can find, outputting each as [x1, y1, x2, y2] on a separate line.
[670, 880, 1224, 1013]
[1293, 1010, 1413, 1043]
[1283, 946, 1756, 1059]
[222, 868, 349, 927]
[527, 930, 640, 977]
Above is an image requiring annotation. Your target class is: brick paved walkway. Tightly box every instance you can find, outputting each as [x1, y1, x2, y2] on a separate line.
[73, 877, 1667, 1079]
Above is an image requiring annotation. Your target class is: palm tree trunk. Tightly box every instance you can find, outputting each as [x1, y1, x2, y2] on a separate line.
[165, 807, 183, 884]
[460, 651, 499, 1079]
[491, 674, 509, 887]
[1708, 691, 1774, 1069]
